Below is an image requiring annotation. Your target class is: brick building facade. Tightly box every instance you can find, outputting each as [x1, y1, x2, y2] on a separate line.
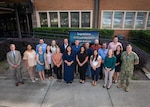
[33, 0, 150, 37]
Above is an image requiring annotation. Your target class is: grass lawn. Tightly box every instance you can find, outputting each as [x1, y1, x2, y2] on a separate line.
[0, 61, 9, 74]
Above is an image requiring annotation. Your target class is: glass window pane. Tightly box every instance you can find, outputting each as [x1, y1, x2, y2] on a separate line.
[71, 12, 79, 27]
[136, 12, 145, 29]
[81, 12, 90, 27]
[124, 12, 134, 28]
[102, 12, 112, 28]
[113, 12, 123, 28]
[147, 13, 150, 28]
[60, 12, 68, 27]
[39, 12, 48, 27]
[50, 12, 58, 27]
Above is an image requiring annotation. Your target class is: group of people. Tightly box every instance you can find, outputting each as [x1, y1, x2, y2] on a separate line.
[7, 36, 139, 92]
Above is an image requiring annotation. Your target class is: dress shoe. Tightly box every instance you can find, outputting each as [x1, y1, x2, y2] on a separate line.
[20, 81, 24, 84]
[103, 85, 106, 88]
[117, 84, 124, 88]
[15, 82, 19, 86]
[107, 87, 111, 89]
[125, 86, 129, 92]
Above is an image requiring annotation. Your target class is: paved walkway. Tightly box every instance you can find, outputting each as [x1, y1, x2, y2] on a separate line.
[0, 62, 150, 107]
[0, 76, 150, 107]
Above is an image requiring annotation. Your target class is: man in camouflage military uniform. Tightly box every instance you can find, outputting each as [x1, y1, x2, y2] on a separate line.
[117, 44, 139, 92]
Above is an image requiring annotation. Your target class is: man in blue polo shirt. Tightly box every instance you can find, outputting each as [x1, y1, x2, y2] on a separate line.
[36, 39, 47, 53]
[98, 42, 108, 79]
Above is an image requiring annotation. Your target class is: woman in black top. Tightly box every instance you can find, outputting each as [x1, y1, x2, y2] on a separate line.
[76, 46, 88, 84]
[114, 45, 122, 83]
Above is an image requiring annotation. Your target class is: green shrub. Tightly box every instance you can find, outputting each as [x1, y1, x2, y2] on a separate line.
[33, 27, 114, 39]
[129, 30, 150, 41]
[99, 29, 114, 39]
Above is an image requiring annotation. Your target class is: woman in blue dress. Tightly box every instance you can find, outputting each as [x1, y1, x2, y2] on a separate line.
[36, 46, 48, 81]
[63, 45, 75, 83]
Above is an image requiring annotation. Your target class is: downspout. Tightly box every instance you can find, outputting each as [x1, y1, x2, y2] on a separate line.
[94, 0, 99, 28]
[15, 4, 22, 38]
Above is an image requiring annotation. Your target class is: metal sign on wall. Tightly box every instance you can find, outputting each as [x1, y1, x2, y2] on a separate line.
[69, 31, 99, 44]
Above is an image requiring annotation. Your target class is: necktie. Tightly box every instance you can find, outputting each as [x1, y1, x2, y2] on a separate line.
[13, 52, 15, 60]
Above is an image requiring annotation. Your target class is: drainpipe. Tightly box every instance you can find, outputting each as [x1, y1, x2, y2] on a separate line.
[26, 14, 30, 37]
[94, 0, 99, 28]
[15, 4, 22, 38]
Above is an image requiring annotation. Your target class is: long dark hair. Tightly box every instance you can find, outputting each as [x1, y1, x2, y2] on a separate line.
[79, 46, 86, 54]
[92, 49, 99, 61]
[65, 45, 72, 53]
[46, 45, 52, 54]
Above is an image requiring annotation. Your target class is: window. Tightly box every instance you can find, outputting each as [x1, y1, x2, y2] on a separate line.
[81, 12, 90, 27]
[102, 12, 112, 28]
[39, 12, 48, 27]
[50, 12, 58, 27]
[124, 12, 134, 28]
[113, 12, 123, 28]
[38, 11, 92, 28]
[147, 13, 150, 28]
[101, 11, 149, 30]
[71, 12, 79, 27]
[136, 12, 146, 29]
[60, 12, 68, 27]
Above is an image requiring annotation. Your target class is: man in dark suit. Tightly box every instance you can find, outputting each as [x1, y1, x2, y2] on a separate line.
[60, 38, 69, 53]
[7, 44, 24, 86]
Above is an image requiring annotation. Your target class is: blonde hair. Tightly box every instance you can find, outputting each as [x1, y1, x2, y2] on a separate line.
[107, 49, 114, 57]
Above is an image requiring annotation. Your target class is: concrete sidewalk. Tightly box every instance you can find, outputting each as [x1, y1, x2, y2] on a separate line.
[0, 77, 150, 107]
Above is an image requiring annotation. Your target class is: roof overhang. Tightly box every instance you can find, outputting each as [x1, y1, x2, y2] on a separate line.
[0, 0, 29, 3]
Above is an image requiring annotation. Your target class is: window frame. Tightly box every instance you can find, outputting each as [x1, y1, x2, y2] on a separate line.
[36, 10, 93, 28]
[101, 10, 150, 30]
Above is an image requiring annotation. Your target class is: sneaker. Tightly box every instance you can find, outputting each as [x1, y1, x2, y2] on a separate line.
[32, 80, 36, 83]
[117, 84, 124, 88]
[125, 86, 129, 92]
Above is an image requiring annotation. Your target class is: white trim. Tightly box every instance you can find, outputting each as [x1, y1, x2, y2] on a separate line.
[47, 12, 50, 27]
[57, 12, 60, 27]
[100, 11, 103, 28]
[111, 11, 114, 29]
[146, 12, 150, 30]
[68, 11, 71, 28]
[90, 11, 93, 28]
[122, 12, 126, 29]
[36, 11, 40, 27]
[79, 11, 82, 28]
[144, 12, 149, 30]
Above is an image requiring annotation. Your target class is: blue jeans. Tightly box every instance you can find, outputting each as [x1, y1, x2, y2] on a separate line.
[86, 61, 91, 77]
[91, 67, 100, 81]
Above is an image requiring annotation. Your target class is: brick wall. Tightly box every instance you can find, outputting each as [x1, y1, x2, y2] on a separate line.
[100, 0, 150, 10]
[114, 30, 130, 40]
[34, 0, 94, 10]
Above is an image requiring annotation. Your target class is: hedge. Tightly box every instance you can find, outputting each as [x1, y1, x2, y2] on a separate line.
[129, 30, 150, 41]
[33, 27, 114, 39]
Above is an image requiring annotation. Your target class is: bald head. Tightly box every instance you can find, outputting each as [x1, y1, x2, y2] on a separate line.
[94, 39, 99, 45]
